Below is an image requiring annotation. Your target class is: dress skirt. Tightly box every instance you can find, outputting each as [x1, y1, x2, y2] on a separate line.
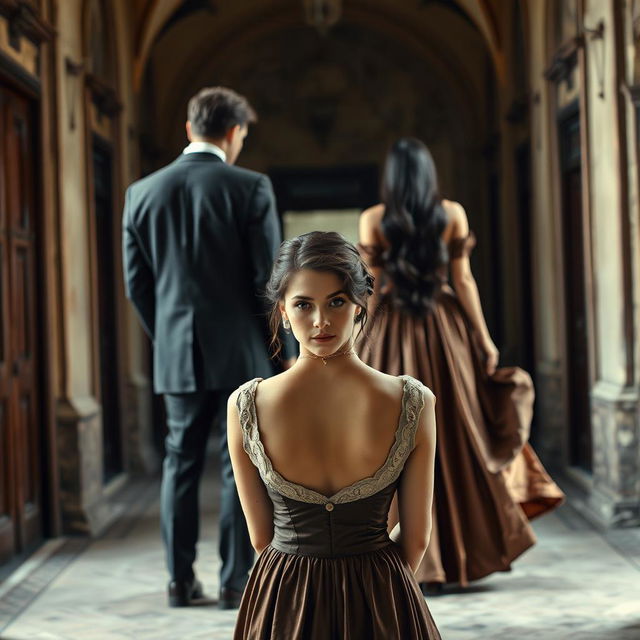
[234, 544, 441, 639]
[359, 287, 564, 585]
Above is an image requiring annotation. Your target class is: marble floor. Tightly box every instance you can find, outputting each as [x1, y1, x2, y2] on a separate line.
[1, 464, 639, 640]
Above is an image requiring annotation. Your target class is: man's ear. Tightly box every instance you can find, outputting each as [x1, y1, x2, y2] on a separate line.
[186, 120, 192, 141]
[225, 124, 240, 143]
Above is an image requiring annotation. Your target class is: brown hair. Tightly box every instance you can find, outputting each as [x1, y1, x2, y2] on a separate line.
[187, 86, 257, 138]
[266, 231, 374, 358]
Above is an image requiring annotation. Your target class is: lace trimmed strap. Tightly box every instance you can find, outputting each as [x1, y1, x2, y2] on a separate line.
[235, 374, 428, 505]
[236, 378, 265, 470]
[236, 377, 327, 504]
[330, 374, 427, 504]
[448, 231, 477, 260]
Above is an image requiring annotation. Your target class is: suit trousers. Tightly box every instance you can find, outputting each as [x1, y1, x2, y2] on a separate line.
[161, 389, 254, 592]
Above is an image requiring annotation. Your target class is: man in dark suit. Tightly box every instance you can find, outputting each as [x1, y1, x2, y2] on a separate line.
[122, 87, 295, 609]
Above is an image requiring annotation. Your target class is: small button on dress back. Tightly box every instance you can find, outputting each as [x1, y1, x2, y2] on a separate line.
[325, 502, 334, 512]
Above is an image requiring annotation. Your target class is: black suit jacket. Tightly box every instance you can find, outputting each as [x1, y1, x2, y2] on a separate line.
[123, 152, 294, 393]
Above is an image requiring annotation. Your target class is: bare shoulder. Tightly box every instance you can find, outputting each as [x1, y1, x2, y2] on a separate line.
[359, 204, 385, 244]
[422, 385, 436, 408]
[357, 364, 407, 403]
[414, 384, 436, 445]
[227, 374, 277, 412]
[441, 199, 465, 221]
[360, 203, 385, 224]
[399, 375, 435, 409]
[250, 369, 301, 407]
[441, 199, 469, 240]
[227, 387, 241, 411]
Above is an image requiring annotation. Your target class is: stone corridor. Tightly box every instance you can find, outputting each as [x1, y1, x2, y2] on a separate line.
[1, 463, 639, 640]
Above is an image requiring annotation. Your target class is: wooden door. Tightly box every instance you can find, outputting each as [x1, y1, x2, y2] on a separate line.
[559, 110, 592, 471]
[0, 85, 42, 565]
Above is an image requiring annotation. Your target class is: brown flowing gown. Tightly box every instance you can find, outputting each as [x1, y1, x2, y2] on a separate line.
[358, 233, 564, 586]
[233, 376, 441, 640]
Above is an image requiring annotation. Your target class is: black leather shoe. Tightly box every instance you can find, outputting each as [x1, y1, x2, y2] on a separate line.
[168, 577, 204, 607]
[420, 581, 444, 596]
[218, 586, 243, 610]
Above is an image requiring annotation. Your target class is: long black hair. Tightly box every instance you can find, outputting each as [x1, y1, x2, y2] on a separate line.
[381, 137, 448, 314]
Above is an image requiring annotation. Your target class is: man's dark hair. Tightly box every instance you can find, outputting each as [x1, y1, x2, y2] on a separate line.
[187, 86, 257, 138]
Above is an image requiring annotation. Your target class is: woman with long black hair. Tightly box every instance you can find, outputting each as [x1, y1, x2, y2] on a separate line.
[358, 137, 563, 590]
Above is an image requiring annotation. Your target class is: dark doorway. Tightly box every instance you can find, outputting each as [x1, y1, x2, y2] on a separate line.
[515, 142, 535, 376]
[269, 164, 379, 214]
[92, 137, 123, 482]
[0, 84, 44, 567]
[487, 171, 503, 347]
[559, 108, 592, 472]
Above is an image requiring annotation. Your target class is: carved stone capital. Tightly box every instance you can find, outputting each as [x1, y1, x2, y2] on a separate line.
[621, 83, 640, 106]
[544, 36, 583, 85]
[86, 73, 122, 117]
[0, 0, 54, 45]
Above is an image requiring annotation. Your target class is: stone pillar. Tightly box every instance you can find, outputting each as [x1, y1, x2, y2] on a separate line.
[56, 398, 116, 534]
[534, 360, 567, 469]
[588, 384, 640, 527]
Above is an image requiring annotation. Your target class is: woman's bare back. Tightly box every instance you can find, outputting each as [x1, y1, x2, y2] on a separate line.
[360, 199, 465, 250]
[253, 365, 405, 498]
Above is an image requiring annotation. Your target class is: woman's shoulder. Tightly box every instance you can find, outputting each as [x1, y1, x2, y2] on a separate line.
[228, 372, 299, 424]
[228, 377, 263, 412]
[359, 204, 386, 246]
[247, 369, 306, 408]
[441, 198, 465, 216]
[397, 375, 435, 411]
[441, 199, 469, 231]
[358, 367, 433, 406]
[361, 367, 404, 399]
[360, 203, 385, 222]
[362, 373, 435, 447]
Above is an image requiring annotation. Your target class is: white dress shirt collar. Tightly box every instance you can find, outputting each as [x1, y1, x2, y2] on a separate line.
[182, 141, 226, 162]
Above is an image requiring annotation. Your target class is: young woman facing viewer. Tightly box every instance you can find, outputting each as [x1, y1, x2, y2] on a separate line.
[228, 232, 441, 639]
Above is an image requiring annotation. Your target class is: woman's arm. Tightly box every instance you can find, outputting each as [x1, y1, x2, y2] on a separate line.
[447, 202, 499, 375]
[227, 391, 274, 554]
[358, 205, 385, 312]
[391, 388, 437, 573]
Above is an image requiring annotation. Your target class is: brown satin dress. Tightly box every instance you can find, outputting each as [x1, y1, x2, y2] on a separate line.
[358, 233, 564, 586]
[233, 376, 441, 640]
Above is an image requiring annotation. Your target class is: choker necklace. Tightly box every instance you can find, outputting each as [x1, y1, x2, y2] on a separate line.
[299, 347, 355, 366]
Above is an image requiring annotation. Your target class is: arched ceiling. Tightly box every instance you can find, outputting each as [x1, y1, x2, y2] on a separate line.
[136, 0, 494, 214]
[147, 2, 488, 141]
[132, 0, 506, 88]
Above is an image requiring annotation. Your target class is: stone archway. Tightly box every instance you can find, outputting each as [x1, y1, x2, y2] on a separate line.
[133, 1, 505, 84]
[135, 0, 502, 328]
[133, 0, 505, 89]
